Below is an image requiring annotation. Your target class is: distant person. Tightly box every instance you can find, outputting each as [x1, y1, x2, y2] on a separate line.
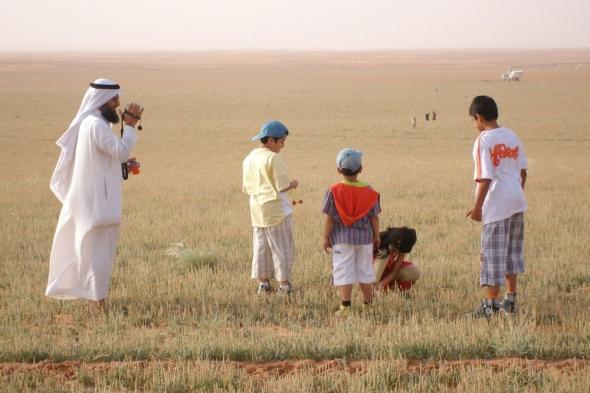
[243, 120, 298, 295]
[411, 117, 417, 128]
[466, 95, 528, 319]
[46, 79, 143, 310]
[425, 113, 430, 121]
[432, 110, 437, 121]
[373, 227, 421, 292]
[322, 148, 381, 316]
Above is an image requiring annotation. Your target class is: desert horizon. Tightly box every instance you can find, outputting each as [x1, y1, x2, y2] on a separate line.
[2, 49, 590, 70]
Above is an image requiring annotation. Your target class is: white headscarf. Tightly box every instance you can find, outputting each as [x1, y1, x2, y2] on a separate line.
[50, 79, 121, 202]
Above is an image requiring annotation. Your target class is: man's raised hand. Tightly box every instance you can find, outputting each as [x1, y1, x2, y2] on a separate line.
[122, 102, 144, 127]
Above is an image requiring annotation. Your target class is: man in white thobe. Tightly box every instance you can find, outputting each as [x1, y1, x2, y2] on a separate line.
[46, 78, 143, 307]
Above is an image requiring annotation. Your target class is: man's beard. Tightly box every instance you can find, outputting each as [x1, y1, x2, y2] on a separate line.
[99, 104, 120, 124]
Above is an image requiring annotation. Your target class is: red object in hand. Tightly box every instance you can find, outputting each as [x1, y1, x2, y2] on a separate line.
[127, 157, 140, 175]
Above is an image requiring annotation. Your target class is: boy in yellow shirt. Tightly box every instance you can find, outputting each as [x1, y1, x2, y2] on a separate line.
[243, 120, 299, 295]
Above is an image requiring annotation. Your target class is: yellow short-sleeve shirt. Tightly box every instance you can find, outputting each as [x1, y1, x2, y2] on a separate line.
[242, 147, 291, 227]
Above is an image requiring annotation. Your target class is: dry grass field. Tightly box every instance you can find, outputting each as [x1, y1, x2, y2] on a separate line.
[1, 50, 589, 392]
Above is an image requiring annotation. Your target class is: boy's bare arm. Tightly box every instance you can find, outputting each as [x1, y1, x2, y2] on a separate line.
[521, 169, 527, 189]
[323, 215, 334, 252]
[466, 179, 491, 222]
[370, 215, 380, 248]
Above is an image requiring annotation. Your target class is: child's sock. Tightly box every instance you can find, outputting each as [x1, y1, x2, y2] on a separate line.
[485, 298, 500, 310]
[502, 293, 517, 314]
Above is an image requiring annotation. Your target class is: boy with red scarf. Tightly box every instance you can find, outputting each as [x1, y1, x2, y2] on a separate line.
[322, 148, 381, 316]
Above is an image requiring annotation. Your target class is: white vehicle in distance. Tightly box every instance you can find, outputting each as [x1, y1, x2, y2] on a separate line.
[502, 69, 524, 81]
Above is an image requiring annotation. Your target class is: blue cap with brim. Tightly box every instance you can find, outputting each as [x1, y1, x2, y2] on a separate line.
[337, 148, 363, 171]
[251, 120, 289, 141]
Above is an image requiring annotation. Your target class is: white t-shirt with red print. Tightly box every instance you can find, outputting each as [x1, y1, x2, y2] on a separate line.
[472, 127, 528, 225]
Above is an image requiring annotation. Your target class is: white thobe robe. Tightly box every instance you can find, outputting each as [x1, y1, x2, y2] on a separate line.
[46, 112, 138, 300]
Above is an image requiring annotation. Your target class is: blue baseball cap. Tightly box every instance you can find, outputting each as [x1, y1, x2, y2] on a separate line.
[251, 120, 289, 141]
[337, 148, 363, 171]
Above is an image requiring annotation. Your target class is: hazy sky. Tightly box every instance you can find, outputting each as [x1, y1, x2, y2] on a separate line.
[1, 0, 589, 51]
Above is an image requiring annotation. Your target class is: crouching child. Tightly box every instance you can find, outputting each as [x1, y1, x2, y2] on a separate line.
[373, 226, 421, 292]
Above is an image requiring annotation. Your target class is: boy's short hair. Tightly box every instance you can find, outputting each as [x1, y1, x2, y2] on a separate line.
[260, 136, 284, 144]
[469, 95, 498, 121]
[339, 167, 362, 176]
[377, 226, 417, 255]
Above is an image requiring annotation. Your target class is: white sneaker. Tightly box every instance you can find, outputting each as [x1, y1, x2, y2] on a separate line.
[257, 283, 271, 295]
[278, 284, 292, 295]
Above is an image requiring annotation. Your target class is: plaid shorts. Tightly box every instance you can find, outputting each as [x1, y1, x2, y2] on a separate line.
[480, 212, 525, 286]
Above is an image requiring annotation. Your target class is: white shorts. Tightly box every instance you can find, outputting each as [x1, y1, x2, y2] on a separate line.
[332, 243, 375, 285]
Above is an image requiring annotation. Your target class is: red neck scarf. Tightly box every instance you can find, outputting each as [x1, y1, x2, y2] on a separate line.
[330, 181, 379, 226]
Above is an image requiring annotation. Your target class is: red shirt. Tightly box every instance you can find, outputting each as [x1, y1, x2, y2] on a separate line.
[378, 255, 416, 291]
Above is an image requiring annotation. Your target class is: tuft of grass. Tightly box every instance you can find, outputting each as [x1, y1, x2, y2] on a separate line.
[166, 243, 218, 271]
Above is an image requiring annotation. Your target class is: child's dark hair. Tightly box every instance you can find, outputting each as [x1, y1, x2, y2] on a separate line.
[339, 167, 362, 176]
[260, 133, 288, 144]
[377, 226, 417, 255]
[469, 95, 498, 121]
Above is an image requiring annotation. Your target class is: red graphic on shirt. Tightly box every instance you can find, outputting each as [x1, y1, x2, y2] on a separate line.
[490, 144, 519, 167]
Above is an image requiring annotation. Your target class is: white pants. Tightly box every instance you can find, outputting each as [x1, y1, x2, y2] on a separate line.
[251, 215, 295, 282]
[332, 243, 375, 285]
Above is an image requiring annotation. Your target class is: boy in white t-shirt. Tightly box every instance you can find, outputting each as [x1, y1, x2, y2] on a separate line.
[466, 96, 528, 318]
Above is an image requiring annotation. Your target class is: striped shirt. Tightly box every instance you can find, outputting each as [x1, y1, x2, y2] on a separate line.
[322, 188, 381, 245]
